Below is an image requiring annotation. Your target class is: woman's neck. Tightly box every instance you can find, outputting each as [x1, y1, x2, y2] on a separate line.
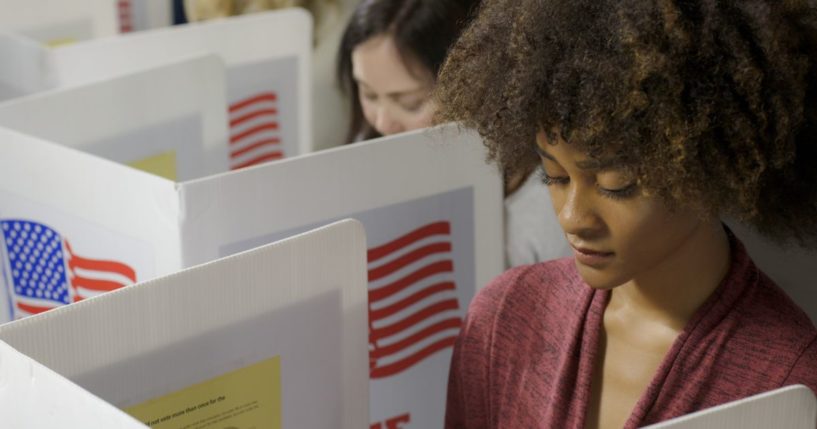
[608, 221, 731, 331]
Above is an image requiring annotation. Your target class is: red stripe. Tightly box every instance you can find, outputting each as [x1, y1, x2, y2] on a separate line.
[231, 151, 284, 169]
[230, 137, 281, 159]
[118, 0, 133, 32]
[64, 241, 136, 282]
[230, 123, 279, 144]
[370, 298, 459, 342]
[370, 281, 456, 321]
[368, 222, 450, 262]
[370, 317, 461, 359]
[230, 108, 278, 128]
[370, 336, 458, 378]
[368, 242, 451, 282]
[71, 276, 128, 293]
[368, 260, 453, 303]
[16, 302, 54, 315]
[229, 93, 277, 113]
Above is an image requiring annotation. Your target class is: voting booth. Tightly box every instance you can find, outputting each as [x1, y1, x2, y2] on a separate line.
[0, 219, 369, 429]
[0, 0, 118, 45]
[0, 32, 55, 101]
[643, 385, 816, 429]
[49, 9, 312, 168]
[0, 54, 229, 181]
[116, 0, 173, 34]
[0, 122, 504, 426]
[0, 339, 148, 428]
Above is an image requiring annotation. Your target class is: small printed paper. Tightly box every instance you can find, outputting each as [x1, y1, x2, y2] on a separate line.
[125, 356, 281, 429]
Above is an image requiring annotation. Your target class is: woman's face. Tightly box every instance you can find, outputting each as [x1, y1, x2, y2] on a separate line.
[536, 132, 706, 289]
[352, 34, 436, 136]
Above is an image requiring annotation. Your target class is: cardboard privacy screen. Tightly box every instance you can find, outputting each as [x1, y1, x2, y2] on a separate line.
[0, 53, 229, 181]
[0, 32, 54, 102]
[0, 0, 117, 45]
[116, 0, 172, 34]
[0, 219, 369, 429]
[0, 122, 504, 427]
[642, 385, 816, 429]
[50, 9, 312, 168]
[0, 340, 147, 428]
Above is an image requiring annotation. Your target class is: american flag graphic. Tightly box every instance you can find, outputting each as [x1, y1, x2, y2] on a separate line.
[1, 220, 137, 318]
[367, 221, 463, 379]
[117, 0, 134, 33]
[228, 92, 283, 170]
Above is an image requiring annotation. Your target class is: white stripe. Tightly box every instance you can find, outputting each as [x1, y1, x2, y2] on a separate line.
[368, 234, 451, 271]
[229, 98, 277, 116]
[371, 301, 462, 346]
[230, 141, 283, 165]
[69, 266, 134, 286]
[74, 286, 120, 300]
[14, 295, 67, 312]
[370, 286, 460, 328]
[368, 251, 454, 290]
[369, 270, 454, 309]
[372, 328, 460, 369]
[229, 113, 280, 137]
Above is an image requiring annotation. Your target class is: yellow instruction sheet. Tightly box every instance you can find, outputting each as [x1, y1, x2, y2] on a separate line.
[125, 356, 281, 429]
[127, 151, 178, 181]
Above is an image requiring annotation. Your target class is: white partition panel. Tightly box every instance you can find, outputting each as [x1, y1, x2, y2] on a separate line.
[0, 127, 177, 322]
[51, 9, 312, 167]
[117, 0, 172, 33]
[643, 385, 816, 429]
[0, 0, 117, 45]
[0, 54, 229, 181]
[0, 32, 54, 101]
[0, 340, 148, 428]
[178, 125, 504, 427]
[0, 219, 368, 429]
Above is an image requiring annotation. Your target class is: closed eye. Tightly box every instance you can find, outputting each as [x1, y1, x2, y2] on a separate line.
[597, 183, 638, 200]
[538, 168, 569, 186]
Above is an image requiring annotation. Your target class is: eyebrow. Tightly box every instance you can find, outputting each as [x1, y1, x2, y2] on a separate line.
[355, 78, 429, 100]
[534, 145, 618, 171]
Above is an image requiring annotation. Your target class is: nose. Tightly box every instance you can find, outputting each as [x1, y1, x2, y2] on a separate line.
[373, 107, 404, 136]
[556, 183, 603, 240]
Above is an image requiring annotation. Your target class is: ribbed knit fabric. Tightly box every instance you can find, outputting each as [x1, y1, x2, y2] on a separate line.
[446, 234, 817, 428]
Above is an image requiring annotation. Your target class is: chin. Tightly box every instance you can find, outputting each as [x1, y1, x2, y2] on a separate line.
[574, 260, 626, 290]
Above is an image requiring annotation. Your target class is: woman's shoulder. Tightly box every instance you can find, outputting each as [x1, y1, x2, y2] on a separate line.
[467, 257, 583, 327]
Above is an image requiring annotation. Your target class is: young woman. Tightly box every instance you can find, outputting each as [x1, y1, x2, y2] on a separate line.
[435, 0, 817, 428]
[336, 0, 475, 142]
[337, 0, 571, 266]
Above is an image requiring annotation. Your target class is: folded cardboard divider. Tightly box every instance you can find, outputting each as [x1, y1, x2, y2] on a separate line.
[0, 219, 369, 429]
[0, 339, 147, 428]
[0, 122, 504, 426]
[0, 0, 117, 45]
[51, 9, 313, 163]
[0, 32, 54, 101]
[0, 53, 229, 181]
[642, 385, 816, 429]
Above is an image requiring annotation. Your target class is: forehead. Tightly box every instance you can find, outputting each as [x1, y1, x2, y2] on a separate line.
[351, 34, 432, 93]
[535, 131, 619, 171]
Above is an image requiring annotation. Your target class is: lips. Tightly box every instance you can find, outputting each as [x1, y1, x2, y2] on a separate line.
[572, 246, 613, 256]
[570, 243, 614, 267]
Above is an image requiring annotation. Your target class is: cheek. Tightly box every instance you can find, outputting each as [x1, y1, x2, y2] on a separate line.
[359, 98, 378, 126]
[611, 202, 699, 265]
[406, 102, 436, 129]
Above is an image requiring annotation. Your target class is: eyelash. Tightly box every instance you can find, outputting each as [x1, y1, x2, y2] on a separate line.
[537, 168, 638, 200]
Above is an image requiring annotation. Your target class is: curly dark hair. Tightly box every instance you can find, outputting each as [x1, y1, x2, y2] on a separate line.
[435, 0, 817, 247]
